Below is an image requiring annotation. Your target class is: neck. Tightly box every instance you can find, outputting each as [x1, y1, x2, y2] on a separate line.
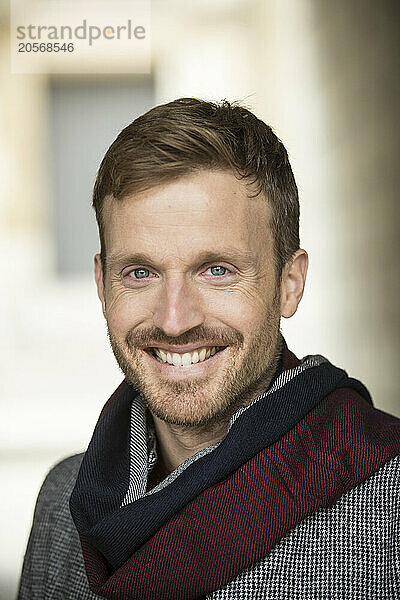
[151, 416, 229, 473]
[151, 341, 283, 473]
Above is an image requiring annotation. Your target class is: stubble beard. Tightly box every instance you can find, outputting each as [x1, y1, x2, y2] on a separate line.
[107, 293, 282, 429]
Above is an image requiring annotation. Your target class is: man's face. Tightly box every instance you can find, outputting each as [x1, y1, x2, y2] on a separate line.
[95, 170, 284, 427]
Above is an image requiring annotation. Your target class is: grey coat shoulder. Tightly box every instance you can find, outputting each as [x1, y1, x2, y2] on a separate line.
[38, 453, 84, 504]
[18, 454, 101, 600]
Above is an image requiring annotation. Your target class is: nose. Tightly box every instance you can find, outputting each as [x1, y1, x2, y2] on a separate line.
[152, 277, 205, 337]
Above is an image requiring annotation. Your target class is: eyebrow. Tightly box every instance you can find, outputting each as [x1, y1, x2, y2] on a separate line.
[106, 248, 258, 271]
[107, 252, 158, 270]
[190, 249, 258, 268]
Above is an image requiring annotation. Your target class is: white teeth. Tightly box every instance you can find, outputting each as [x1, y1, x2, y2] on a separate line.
[181, 352, 192, 366]
[172, 353, 182, 367]
[153, 346, 221, 366]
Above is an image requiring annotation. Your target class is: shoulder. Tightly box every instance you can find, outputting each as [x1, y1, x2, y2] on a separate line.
[38, 453, 83, 498]
[32, 453, 83, 521]
[41, 453, 84, 489]
[18, 453, 99, 600]
[362, 452, 400, 503]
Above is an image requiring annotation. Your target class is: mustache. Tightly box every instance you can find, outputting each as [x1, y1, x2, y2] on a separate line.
[125, 325, 244, 349]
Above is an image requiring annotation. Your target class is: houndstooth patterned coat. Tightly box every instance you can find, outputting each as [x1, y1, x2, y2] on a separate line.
[18, 452, 400, 599]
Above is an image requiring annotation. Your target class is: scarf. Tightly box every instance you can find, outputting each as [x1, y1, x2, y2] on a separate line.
[70, 341, 400, 599]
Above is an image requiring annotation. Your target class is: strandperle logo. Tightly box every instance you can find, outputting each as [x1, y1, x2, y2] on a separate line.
[11, 0, 151, 74]
[16, 19, 146, 46]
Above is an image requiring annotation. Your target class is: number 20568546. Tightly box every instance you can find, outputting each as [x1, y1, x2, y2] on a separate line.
[18, 42, 74, 52]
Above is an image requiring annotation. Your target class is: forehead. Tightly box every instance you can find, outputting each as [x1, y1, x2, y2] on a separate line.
[103, 170, 273, 264]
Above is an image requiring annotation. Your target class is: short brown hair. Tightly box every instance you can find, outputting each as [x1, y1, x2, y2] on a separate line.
[93, 98, 300, 278]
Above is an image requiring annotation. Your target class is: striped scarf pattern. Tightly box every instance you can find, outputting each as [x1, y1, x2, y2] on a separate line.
[70, 342, 400, 599]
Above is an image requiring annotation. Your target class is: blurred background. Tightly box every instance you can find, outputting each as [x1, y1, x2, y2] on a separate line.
[1, 0, 400, 597]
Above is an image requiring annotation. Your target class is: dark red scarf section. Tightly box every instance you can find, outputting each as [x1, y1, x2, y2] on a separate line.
[78, 378, 400, 599]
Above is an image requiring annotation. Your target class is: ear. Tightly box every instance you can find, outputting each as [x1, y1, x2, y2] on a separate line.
[94, 253, 106, 316]
[280, 249, 308, 318]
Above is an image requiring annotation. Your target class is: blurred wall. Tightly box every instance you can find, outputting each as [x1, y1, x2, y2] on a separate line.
[253, 0, 400, 416]
[1, 0, 399, 598]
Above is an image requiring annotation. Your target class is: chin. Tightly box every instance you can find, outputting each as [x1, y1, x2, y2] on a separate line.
[138, 380, 233, 428]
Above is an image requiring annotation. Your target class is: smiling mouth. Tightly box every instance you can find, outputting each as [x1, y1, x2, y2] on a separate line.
[147, 346, 226, 367]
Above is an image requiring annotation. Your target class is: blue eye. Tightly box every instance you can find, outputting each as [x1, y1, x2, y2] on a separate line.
[132, 268, 150, 279]
[123, 267, 157, 285]
[209, 266, 227, 276]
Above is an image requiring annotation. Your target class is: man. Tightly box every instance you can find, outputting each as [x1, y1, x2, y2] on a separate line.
[19, 98, 400, 599]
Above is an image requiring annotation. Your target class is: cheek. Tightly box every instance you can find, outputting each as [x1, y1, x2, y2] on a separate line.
[202, 288, 271, 333]
[105, 288, 152, 335]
